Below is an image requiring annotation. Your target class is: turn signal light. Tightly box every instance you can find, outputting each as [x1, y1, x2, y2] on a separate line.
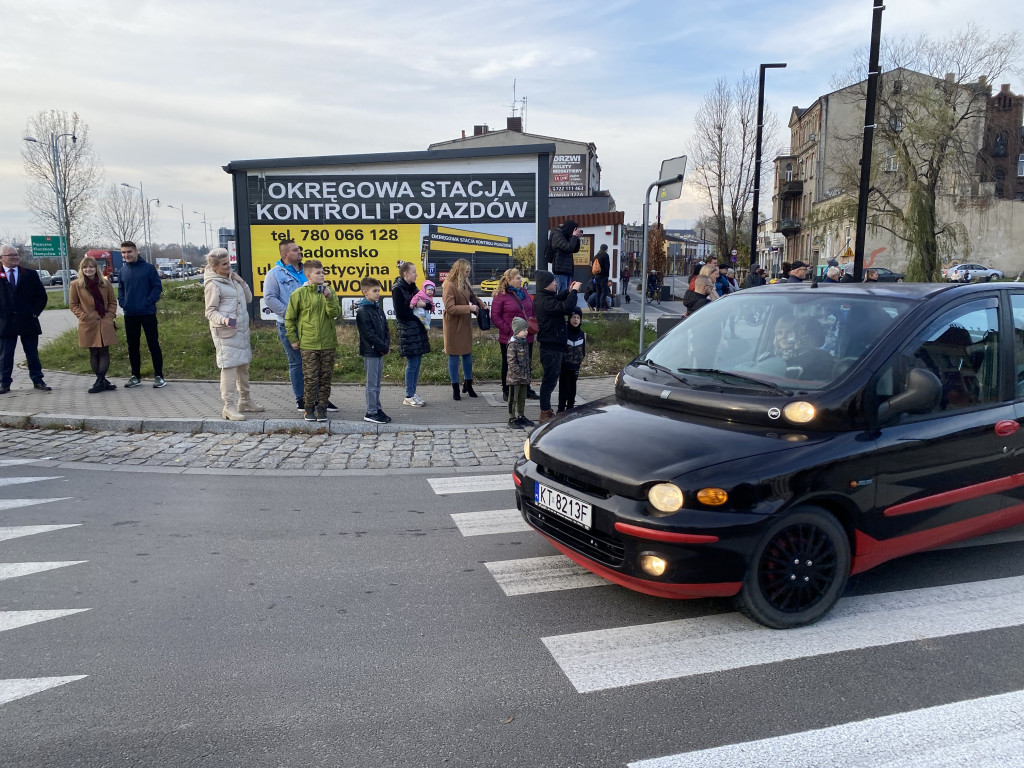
[696, 488, 728, 506]
[783, 401, 816, 424]
[639, 554, 668, 577]
[648, 483, 684, 513]
[523, 439, 531, 461]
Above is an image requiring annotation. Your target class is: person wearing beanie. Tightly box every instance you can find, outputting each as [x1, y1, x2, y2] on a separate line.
[557, 307, 586, 412]
[506, 316, 534, 429]
[594, 244, 611, 310]
[547, 220, 582, 293]
[788, 260, 809, 282]
[534, 271, 582, 424]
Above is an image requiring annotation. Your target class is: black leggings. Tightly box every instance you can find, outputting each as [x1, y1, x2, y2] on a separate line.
[89, 346, 110, 378]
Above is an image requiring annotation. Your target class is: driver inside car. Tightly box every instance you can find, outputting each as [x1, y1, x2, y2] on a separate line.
[755, 315, 835, 381]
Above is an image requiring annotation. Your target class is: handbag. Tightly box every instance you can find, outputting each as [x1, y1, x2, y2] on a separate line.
[592, 258, 601, 275]
[511, 294, 539, 335]
[477, 305, 492, 331]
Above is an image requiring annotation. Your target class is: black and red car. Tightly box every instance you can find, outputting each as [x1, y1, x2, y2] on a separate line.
[514, 281, 1024, 628]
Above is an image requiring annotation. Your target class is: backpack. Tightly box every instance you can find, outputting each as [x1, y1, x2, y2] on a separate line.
[543, 231, 555, 264]
[592, 257, 601, 275]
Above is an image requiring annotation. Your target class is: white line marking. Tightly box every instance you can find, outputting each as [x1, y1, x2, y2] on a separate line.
[0, 476, 62, 488]
[543, 575, 1024, 693]
[0, 676, 88, 707]
[486, 555, 612, 596]
[428, 475, 514, 495]
[0, 609, 91, 633]
[0, 524, 81, 542]
[451, 508, 530, 536]
[629, 688, 1024, 768]
[0, 562, 87, 581]
[0, 497, 72, 511]
[0, 459, 47, 467]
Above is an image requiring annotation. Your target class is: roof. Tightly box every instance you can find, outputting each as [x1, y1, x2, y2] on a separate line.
[223, 143, 556, 172]
[429, 129, 596, 152]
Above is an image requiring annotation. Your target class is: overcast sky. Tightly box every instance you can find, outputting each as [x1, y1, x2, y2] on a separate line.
[2, 0, 1023, 248]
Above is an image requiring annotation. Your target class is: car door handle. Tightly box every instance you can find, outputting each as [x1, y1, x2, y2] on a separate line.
[995, 420, 1020, 437]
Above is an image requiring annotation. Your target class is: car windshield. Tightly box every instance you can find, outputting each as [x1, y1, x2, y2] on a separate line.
[639, 290, 913, 391]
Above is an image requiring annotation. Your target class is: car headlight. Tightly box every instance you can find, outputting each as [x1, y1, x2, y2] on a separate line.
[523, 439, 531, 461]
[648, 483, 684, 513]
[783, 401, 816, 424]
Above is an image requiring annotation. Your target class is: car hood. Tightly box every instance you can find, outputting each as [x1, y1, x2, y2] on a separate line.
[530, 397, 831, 493]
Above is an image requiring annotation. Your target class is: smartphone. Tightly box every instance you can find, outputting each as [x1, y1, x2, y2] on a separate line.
[317, 284, 325, 294]
[227, 317, 237, 328]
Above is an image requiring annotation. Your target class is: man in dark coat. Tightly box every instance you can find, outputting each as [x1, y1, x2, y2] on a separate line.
[787, 260, 809, 283]
[117, 241, 165, 388]
[0, 245, 50, 393]
[594, 244, 611, 311]
[743, 263, 767, 289]
[533, 269, 581, 424]
[547, 219, 582, 293]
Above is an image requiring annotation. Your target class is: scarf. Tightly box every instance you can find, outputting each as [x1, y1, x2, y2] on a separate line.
[509, 286, 526, 301]
[85, 275, 105, 317]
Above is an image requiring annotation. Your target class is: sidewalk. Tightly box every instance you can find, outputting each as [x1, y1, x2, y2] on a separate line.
[1, 310, 616, 435]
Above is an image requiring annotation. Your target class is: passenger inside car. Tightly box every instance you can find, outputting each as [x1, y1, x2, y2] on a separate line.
[754, 315, 835, 381]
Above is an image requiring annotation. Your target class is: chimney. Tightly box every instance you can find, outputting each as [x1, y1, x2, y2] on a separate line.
[507, 116, 523, 132]
[461, 130, 466, 138]
[1001, 83, 1011, 93]
[473, 124, 489, 136]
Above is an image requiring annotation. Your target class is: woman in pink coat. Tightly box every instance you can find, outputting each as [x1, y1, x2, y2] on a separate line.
[491, 268, 537, 401]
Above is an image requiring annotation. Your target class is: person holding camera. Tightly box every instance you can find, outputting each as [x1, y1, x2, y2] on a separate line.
[534, 270, 582, 424]
[204, 248, 262, 421]
[547, 219, 583, 294]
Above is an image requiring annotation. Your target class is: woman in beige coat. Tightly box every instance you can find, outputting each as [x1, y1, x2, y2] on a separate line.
[204, 249, 263, 421]
[441, 258, 483, 400]
[68, 256, 118, 394]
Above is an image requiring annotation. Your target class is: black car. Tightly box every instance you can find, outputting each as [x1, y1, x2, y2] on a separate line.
[514, 282, 1024, 628]
[842, 263, 905, 282]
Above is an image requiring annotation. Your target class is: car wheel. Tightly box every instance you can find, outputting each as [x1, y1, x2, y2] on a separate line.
[985, 275, 993, 282]
[735, 508, 850, 629]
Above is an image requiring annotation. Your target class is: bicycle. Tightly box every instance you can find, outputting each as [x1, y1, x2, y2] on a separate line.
[645, 282, 661, 305]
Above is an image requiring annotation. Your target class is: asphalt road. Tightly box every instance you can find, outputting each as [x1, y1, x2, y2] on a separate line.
[2, 461, 1024, 767]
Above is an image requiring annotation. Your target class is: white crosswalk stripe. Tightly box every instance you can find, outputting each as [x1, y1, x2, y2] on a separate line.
[0, 609, 91, 634]
[0, 524, 81, 542]
[0, 561, 87, 581]
[428, 474, 513, 495]
[0, 459, 49, 467]
[485, 555, 611, 595]
[0, 476, 62, 488]
[0, 497, 72, 511]
[0, 676, 88, 706]
[543, 574, 1024, 693]
[451, 508, 530, 536]
[629, 688, 1024, 768]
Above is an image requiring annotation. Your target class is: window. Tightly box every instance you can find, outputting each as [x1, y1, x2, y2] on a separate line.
[996, 169, 1006, 197]
[888, 110, 903, 132]
[883, 150, 899, 173]
[1017, 154, 1024, 177]
[785, 163, 793, 182]
[994, 132, 1008, 158]
[1012, 295, 1024, 398]
[893, 79, 903, 94]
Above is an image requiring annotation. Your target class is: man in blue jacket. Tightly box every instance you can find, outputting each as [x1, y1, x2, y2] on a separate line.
[117, 241, 165, 388]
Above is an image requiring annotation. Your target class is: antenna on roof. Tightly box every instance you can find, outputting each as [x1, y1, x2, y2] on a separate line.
[509, 79, 528, 132]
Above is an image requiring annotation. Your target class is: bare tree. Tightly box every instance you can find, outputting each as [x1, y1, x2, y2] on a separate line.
[95, 183, 146, 245]
[21, 109, 103, 254]
[813, 24, 1022, 281]
[689, 75, 777, 261]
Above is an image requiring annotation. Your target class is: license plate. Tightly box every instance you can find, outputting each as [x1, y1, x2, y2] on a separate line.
[535, 483, 592, 530]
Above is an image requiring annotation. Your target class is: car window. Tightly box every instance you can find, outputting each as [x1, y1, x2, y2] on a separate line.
[877, 299, 1001, 416]
[1011, 294, 1024, 398]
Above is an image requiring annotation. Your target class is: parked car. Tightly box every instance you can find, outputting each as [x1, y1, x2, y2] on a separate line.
[37, 270, 53, 286]
[51, 269, 77, 285]
[945, 263, 1003, 282]
[841, 263, 905, 282]
[515, 281, 1024, 629]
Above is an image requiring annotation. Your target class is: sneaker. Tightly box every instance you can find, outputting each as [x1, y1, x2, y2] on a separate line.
[125, 376, 142, 388]
[403, 396, 419, 407]
[363, 411, 387, 424]
[103, 379, 117, 391]
[516, 416, 536, 428]
[296, 398, 305, 411]
[325, 400, 339, 413]
[303, 409, 316, 422]
[153, 376, 167, 388]
[508, 418, 519, 429]
[315, 406, 328, 422]
[377, 410, 392, 424]
[412, 394, 426, 406]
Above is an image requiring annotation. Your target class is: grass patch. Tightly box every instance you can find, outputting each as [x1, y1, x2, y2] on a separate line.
[39, 295, 642, 382]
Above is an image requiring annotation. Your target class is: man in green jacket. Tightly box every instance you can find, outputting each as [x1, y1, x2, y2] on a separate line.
[284, 260, 340, 422]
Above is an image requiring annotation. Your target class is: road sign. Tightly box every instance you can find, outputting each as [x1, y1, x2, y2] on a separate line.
[731, 256, 738, 263]
[656, 155, 687, 202]
[731, 249, 738, 257]
[31, 236, 64, 261]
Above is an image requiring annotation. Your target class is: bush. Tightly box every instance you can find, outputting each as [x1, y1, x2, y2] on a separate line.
[162, 281, 205, 303]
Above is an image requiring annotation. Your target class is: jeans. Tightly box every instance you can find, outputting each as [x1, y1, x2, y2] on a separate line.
[364, 355, 383, 413]
[539, 347, 563, 412]
[124, 314, 163, 379]
[277, 322, 304, 401]
[554, 274, 570, 293]
[595, 279, 610, 310]
[0, 333, 43, 386]
[447, 353, 473, 383]
[621, 278, 629, 296]
[558, 367, 578, 411]
[404, 354, 422, 397]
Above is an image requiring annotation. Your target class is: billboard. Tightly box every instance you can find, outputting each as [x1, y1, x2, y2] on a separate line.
[550, 154, 587, 197]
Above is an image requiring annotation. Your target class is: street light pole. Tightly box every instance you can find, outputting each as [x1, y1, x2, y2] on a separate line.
[23, 132, 76, 305]
[120, 181, 153, 258]
[192, 210, 210, 253]
[750, 62, 787, 270]
[166, 204, 187, 276]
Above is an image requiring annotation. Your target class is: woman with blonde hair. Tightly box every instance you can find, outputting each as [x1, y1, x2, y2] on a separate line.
[68, 256, 118, 393]
[491, 267, 537, 401]
[204, 248, 263, 420]
[441, 258, 483, 400]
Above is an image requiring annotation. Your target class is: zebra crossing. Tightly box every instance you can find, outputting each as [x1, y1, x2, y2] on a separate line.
[436, 472, 1024, 767]
[0, 463, 87, 708]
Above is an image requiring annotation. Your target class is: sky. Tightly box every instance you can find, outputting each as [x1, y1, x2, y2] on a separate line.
[2, 0, 1023, 248]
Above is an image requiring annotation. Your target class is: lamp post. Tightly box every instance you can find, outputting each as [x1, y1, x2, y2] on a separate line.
[749, 62, 787, 270]
[120, 181, 155, 259]
[23, 132, 76, 305]
[166, 204, 188, 277]
[192, 210, 210, 253]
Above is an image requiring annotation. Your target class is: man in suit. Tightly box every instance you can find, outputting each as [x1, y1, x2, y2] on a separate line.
[0, 245, 50, 393]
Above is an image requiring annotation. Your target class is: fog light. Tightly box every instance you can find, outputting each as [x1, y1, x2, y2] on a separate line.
[523, 439, 531, 461]
[648, 483, 684, 513]
[639, 553, 668, 577]
[783, 401, 816, 424]
[696, 488, 728, 506]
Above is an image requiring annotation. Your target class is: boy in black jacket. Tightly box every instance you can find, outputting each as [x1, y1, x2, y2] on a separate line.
[355, 277, 391, 424]
[534, 269, 582, 424]
[557, 307, 586, 412]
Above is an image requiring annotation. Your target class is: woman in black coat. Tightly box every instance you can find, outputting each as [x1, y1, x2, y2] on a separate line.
[392, 262, 431, 407]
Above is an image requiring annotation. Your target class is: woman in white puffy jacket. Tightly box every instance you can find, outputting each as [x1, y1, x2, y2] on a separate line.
[203, 249, 263, 420]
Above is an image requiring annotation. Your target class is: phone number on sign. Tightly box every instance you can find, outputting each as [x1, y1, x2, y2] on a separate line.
[299, 228, 400, 242]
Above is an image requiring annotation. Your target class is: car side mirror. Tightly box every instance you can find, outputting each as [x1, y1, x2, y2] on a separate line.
[877, 367, 942, 423]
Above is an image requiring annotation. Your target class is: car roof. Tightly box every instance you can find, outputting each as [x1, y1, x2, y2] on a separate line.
[748, 281, 1014, 300]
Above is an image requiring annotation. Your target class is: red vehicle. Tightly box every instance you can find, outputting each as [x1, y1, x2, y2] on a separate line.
[83, 249, 124, 282]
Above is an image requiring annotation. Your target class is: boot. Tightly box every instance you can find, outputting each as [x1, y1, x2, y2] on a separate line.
[88, 376, 104, 394]
[539, 410, 555, 424]
[222, 404, 246, 421]
[463, 379, 478, 398]
[502, 384, 509, 402]
[237, 364, 265, 412]
[102, 378, 117, 391]
[451, 383, 461, 401]
[239, 399, 265, 413]
[220, 366, 245, 420]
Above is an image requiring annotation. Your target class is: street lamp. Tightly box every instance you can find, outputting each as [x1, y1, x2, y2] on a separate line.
[23, 132, 76, 305]
[120, 181, 155, 259]
[192, 210, 210, 253]
[166, 204, 188, 276]
[749, 62, 787, 270]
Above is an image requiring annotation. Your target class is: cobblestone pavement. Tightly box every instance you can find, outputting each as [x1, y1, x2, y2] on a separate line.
[0, 425, 528, 473]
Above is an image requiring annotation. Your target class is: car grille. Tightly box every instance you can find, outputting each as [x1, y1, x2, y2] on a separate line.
[523, 499, 625, 568]
[536, 465, 611, 499]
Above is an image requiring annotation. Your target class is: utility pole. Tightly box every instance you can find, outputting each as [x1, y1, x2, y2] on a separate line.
[750, 63, 787, 269]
